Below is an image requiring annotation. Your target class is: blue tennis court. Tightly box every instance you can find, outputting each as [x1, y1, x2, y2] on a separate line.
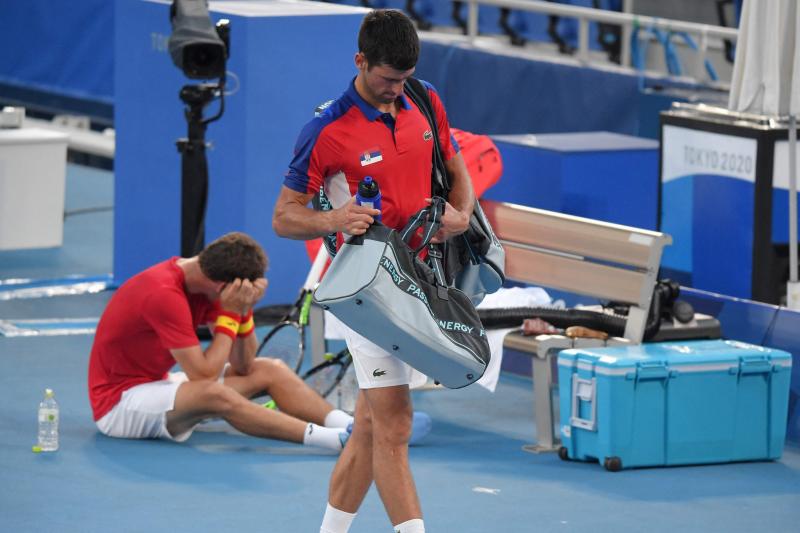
[1, 164, 799, 532]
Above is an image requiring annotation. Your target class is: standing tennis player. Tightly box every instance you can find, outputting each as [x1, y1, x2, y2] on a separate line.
[273, 10, 474, 532]
[88, 232, 353, 450]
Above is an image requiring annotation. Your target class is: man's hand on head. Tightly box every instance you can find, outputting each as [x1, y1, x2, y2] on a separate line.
[251, 277, 268, 304]
[220, 278, 255, 316]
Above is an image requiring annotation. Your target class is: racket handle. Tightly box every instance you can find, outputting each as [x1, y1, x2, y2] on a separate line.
[303, 245, 330, 290]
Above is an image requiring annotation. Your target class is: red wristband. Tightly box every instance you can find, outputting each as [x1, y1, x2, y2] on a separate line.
[214, 314, 240, 339]
[238, 316, 255, 337]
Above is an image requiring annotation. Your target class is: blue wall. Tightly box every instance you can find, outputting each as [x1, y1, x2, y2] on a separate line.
[414, 39, 642, 135]
[0, 0, 114, 108]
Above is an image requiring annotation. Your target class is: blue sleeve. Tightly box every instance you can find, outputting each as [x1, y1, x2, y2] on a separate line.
[283, 118, 327, 194]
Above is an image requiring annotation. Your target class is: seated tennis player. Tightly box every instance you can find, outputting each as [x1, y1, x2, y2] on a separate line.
[87, 232, 353, 450]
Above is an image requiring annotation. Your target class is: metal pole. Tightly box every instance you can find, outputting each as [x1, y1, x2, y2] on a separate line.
[471, 0, 737, 41]
[697, 26, 709, 81]
[620, 0, 634, 67]
[578, 17, 589, 63]
[467, 0, 479, 42]
[788, 114, 799, 309]
[789, 115, 798, 280]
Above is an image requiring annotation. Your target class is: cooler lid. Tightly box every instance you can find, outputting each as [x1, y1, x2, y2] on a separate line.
[558, 339, 792, 371]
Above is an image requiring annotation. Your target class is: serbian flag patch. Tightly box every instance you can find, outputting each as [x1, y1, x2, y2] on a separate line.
[360, 147, 383, 166]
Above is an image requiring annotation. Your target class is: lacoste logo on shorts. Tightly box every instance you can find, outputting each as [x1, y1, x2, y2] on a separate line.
[372, 369, 387, 377]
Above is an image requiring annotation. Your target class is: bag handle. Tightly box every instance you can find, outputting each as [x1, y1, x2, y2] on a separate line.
[399, 197, 450, 300]
[400, 196, 446, 253]
[427, 242, 449, 296]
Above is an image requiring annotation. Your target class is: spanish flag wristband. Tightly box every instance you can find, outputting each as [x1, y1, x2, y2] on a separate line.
[214, 312, 241, 340]
[238, 310, 255, 337]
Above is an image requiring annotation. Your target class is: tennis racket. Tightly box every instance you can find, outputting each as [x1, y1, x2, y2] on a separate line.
[301, 348, 353, 400]
[255, 246, 329, 373]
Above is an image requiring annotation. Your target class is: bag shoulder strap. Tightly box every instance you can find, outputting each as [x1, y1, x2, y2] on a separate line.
[404, 79, 455, 293]
[404, 78, 450, 198]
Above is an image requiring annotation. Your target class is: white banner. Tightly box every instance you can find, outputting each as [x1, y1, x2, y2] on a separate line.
[662, 126, 757, 183]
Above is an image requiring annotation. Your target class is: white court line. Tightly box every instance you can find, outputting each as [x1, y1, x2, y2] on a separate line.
[0, 318, 99, 337]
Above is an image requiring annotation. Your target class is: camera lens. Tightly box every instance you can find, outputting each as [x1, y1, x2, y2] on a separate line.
[183, 43, 225, 79]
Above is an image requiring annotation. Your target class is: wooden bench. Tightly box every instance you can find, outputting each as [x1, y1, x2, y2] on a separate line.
[481, 199, 672, 452]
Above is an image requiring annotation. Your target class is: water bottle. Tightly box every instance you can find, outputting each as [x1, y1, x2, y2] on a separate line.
[355, 176, 381, 221]
[37, 388, 59, 452]
[336, 365, 359, 414]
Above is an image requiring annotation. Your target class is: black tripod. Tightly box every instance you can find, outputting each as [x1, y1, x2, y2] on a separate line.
[176, 79, 225, 258]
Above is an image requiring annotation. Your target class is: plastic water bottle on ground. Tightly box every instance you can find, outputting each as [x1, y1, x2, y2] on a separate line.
[37, 388, 59, 452]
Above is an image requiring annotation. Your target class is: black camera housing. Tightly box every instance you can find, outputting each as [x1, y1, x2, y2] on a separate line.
[168, 0, 229, 79]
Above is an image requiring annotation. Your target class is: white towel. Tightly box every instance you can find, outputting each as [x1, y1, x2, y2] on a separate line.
[475, 287, 559, 392]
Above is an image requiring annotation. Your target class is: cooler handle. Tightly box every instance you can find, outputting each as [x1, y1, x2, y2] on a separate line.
[738, 356, 773, 375]
[570, 377, 597, 431]
[635, 361, 669, 381]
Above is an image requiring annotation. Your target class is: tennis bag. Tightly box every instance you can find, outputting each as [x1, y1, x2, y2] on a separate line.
[451, 128, 503, 196]
[313, 198, 490, 389]
[447, 200, 505, 306]
[403, 78, 506, 306]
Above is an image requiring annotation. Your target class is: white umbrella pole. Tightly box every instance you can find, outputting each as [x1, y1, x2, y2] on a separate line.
[788, 114, 800, 309]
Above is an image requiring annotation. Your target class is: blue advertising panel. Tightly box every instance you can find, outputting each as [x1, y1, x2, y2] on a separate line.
[660, 125, 758, 295]
[660, 110, 799, 304]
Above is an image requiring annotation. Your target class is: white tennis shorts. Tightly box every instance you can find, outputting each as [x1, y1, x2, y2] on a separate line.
[342, 324, 428, 390]
[96, 367, 228, 442]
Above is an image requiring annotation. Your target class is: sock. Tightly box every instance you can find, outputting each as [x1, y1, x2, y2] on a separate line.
[324, 409, 354, 429]
[320, 503, 356, 533]
[303, 423, 347, 451]
[393, 518, 425, 533]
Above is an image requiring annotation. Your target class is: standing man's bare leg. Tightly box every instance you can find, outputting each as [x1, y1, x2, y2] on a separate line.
[364, 385, 421, 525]
[329, 391, 374, 510]
[322, 391, 373, 533]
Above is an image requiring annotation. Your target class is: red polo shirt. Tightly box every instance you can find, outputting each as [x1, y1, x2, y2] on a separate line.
[87, 258, 214, 421]
[284, 78, 459, 236]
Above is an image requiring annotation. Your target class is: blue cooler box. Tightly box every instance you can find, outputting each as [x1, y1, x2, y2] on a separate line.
[557, 340, 792, 471]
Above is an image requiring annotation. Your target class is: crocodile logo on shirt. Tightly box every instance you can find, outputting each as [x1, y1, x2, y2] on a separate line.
[423, 129, 433, 141]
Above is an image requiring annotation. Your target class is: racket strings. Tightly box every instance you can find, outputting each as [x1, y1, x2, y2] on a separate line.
[257, 322, 304, 373]
[304, 350, 352, 399]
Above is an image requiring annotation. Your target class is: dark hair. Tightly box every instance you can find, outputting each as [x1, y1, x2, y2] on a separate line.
[198, 232, 267, 282]
[358, 9, 419, 71]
